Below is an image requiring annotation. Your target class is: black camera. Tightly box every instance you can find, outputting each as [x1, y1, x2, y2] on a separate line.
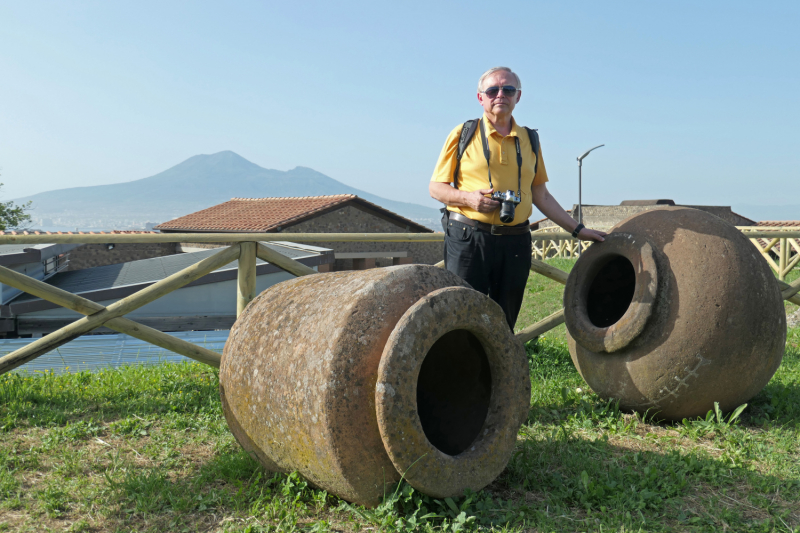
[491, 190, 521, 223]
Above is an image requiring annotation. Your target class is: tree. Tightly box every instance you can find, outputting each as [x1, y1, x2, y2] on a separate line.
[0, 183, 32, 231]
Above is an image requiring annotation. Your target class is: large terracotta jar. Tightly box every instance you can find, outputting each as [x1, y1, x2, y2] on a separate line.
[220, 265, 531, 506]
[563, 207, 785, 420]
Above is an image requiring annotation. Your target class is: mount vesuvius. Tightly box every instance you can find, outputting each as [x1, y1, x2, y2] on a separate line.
[13, 151, 442, 231]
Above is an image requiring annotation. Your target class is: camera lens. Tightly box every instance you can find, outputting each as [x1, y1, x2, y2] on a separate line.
[499, 202, 515, 224]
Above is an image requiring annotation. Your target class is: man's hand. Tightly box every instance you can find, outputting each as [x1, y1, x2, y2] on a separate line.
[465, 188, 500, 212]
[578, 227, 607, 242]
[428, 182, 499, 213]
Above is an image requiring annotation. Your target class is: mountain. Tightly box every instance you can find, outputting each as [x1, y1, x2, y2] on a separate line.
[15, 151, 442, 231]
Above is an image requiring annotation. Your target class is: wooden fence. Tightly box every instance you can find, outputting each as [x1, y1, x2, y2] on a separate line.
[0, 228, 798, 376]
[532, 227, 800, 280]
[745, 233, 800, 281]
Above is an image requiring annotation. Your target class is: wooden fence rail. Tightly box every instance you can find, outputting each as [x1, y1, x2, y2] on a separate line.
[0, 229, 798, 376]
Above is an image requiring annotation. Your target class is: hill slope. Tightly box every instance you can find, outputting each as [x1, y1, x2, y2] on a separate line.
[15, 151, 441, 230]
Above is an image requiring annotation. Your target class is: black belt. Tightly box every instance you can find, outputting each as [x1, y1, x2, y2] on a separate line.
[448, 212, 531, 236]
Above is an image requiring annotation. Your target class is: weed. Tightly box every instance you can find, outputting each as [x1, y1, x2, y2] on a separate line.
[678, 402, 748, 440]
[38, 484, 70, 518]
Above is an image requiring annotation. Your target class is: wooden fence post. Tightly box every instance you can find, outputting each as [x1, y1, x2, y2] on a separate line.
[237, 242, 257, 317]
[780, 238, 788, 280]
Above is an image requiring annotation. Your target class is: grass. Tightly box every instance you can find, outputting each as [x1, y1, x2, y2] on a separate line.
[0, 260, 799, 532]
[515, 257, 575, 343]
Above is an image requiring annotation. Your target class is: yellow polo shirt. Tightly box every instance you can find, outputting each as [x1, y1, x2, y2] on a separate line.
[431, 115, 548, 226]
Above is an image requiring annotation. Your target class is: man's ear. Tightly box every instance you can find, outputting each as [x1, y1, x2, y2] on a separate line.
[477, 92, 484, 105]
[516, 90, 522, 103]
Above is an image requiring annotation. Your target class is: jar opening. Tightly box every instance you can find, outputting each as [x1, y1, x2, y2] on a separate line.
[587, 255, 636, 328]
[416, 329, 492, 456]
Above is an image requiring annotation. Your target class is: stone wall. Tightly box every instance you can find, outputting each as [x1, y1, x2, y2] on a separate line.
[282, 205, 442, 266]
[67, 243, 178, 271]
[539, 204, 755, 230]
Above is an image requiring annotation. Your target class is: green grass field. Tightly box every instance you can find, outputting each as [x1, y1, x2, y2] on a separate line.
[1, 261, 799, 532]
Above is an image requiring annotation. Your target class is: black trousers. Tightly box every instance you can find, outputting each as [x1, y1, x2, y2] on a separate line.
[443, 216, 532, 330]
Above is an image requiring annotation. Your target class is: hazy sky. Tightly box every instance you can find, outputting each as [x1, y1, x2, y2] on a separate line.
[1, 1, 798, 212]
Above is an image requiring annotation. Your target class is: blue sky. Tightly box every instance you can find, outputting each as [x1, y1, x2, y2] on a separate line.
[1, 1, 798, 217]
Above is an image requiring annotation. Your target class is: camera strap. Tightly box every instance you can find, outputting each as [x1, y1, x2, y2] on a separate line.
[514, 136, 522, 197]
[479, 118, 522, 197]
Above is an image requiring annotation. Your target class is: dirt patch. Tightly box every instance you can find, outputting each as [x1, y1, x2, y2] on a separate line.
[788, 308, 800, 328]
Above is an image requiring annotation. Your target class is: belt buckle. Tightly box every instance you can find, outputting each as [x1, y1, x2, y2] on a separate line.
[490, 225, 502, 235]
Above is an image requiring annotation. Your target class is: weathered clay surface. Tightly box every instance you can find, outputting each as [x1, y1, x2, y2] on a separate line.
[376, 286, 530, 498]
[220, 265, 500, 506]
[564, 207, 786, 420]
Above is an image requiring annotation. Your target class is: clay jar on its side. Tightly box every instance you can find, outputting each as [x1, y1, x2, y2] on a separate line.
[220, 265, 530, 507]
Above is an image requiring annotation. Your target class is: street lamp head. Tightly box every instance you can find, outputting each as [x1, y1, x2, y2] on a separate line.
[577, 144, 605, 162]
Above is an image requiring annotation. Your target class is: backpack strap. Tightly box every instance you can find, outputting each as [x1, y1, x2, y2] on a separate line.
[525, 127, 540, 176]
[452, 119, 480, 189]
[452, 120, 540, 187]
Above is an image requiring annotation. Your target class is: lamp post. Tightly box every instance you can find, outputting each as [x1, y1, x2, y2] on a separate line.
[577, 144, 605, 226]
[576, 144, 604, 256]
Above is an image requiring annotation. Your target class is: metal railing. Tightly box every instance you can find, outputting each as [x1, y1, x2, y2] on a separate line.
[0, 229, 797, 375]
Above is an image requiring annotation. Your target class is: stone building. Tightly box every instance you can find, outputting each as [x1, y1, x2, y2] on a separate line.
[154, 195, 440, 270]
[66, 231, 177, 270]
[537, 199, 756, 230]
[0, 230, 177, 272]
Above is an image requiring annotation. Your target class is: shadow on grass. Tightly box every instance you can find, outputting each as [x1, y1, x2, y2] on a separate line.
[503, 429, 800, 531]
[98, 426, 800, 533]
[526, 329, 800, 429]
[746, 380, 800, 427]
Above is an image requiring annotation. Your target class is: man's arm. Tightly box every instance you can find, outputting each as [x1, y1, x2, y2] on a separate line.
[531, 182, 606, 242]
[429, 182, 501, 213]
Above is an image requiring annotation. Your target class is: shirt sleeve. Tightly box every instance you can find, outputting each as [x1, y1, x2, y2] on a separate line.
[533, 142, 549, 186]
[430, 126, 463, 183]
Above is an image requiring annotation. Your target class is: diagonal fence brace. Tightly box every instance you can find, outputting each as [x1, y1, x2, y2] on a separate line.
[0, 244, 240, 374]
[0, 263, 223, 370]
[435, 256, 569, 341]
[779, 277, 800, 303]
[256, 243, 318, 277]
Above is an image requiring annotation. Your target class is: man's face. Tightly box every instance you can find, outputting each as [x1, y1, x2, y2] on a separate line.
[477, 71, 521, 118]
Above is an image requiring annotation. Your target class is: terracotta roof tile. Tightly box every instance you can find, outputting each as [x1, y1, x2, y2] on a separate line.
[154, 195, 432, 233]
[755, 221, 800, 227]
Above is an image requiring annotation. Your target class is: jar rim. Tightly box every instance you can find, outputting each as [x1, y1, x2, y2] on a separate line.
[564, 233, 660, 353]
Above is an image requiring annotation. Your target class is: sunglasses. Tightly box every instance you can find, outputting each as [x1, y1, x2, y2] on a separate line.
[481, 85, 518, 98]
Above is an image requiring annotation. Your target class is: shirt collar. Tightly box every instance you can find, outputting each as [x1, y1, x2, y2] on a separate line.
[482, 114, 520, 138]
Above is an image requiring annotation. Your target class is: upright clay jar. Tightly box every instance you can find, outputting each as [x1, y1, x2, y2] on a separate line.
[563, 207, 786, 420]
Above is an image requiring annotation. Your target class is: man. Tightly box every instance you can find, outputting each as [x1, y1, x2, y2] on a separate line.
[429, 66, 606, 330]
